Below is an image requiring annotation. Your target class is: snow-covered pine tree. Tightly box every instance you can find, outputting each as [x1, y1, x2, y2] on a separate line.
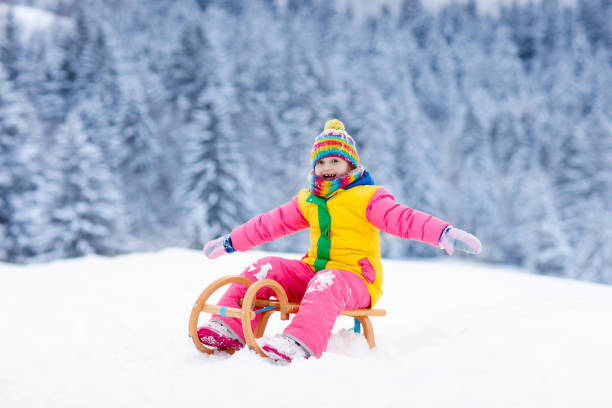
[176, 14, 246, 246]
[114, 98, 165, 241]
[0, 66, 47, 262]
[19, 24, 72, 127]
[163, 23, 210, 120]
[449, 106, 499, 258]
[222, 0, 276, 198]
[0, 65, 27, 261]
[509, 156, 571, 277]
[45, 111, 128, 259]
[571, 197, 612, 283]
[552, 22, 603, 242]
[55, 6, 90, 112]
[0, 6, 21, 82]
[578, 0, 612, 49]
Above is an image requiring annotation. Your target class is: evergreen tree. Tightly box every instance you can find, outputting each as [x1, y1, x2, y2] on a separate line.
[115, 98, 164, 240]
[578, 0, 612, 48]
[164, 23, 210, 117]
[511, 161, 571, 276]
[181, 86, 245, 244]
[571, 197, 612, 283]
[45, 111, 127, 259]
[0, 66, 47, 262]
[449, 106, 500, 260]
[177, 10, 246, 245]
[0, 6, 21, 82]
[20, 28, 72, 126]
[226, 0, 290, 215]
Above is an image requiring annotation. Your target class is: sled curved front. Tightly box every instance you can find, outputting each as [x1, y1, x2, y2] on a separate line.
[240, 279, 291, 357]
[188, 275, 252, 354]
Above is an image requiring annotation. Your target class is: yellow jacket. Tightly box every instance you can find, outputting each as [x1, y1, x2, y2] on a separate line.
[296, 186, 385, 306]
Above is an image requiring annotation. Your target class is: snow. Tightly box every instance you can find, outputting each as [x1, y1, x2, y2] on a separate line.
[305, 270, 335, 293]
[1, 249, 611, 407]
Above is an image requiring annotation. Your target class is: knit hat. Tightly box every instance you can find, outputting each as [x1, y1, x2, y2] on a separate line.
[311, 119, 359, 170]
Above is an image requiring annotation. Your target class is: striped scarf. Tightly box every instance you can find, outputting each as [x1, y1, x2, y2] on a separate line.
[309, 165, 365, 199]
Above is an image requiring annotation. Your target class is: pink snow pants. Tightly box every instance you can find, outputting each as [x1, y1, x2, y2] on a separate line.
[212, 256, 371, 358]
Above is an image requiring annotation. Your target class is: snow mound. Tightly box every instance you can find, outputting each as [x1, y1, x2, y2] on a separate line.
[1, 249, 611, 407]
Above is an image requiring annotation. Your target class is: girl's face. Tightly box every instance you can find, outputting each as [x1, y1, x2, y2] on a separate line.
[314, 157, 353, 179]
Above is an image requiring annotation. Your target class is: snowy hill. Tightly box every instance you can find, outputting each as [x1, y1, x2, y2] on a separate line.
[1, 249, 611, 407]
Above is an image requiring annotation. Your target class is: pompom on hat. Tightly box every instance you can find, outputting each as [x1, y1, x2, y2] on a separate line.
[311, 119, 359, 170]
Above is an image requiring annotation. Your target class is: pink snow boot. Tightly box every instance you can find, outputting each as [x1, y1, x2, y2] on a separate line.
[258, 335, 310, 363]
[197, 320, 244, 350]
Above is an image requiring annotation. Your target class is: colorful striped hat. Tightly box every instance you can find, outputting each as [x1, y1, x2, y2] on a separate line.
[311, 119, 359, 169]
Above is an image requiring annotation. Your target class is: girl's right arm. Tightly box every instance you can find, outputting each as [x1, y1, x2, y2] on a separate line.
[229, 196, 310, 252]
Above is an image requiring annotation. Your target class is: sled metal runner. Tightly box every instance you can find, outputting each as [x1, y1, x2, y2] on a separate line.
[188, 275, 386, 358]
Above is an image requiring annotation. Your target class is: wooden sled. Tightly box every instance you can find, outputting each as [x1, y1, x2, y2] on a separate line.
[188, 275, 386, 357]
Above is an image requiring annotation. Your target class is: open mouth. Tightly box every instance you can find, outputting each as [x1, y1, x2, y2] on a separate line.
[322, 173, 337, 179]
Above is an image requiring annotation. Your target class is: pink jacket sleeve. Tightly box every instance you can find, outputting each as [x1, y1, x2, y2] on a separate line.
[230, 196, 309, 252]
[366, 187, 449, 248]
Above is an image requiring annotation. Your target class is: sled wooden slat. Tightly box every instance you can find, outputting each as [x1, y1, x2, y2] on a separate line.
[189, 275, 386, 358]
[342, 308, 387, 317]
[241, 299, 301, 314]
[200, 304, 255, 320]
[247, 299, 387, 317]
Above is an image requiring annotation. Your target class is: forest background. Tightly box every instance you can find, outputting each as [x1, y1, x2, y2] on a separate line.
[1, 0, 610, 284]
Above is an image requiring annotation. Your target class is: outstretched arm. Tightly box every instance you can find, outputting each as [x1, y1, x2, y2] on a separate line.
[366, 187, 449, 247]
[366, 187, 481, 255]
[203, 196, 309, 259]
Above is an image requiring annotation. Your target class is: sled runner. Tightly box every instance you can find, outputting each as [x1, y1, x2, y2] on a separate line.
[188, 275, 386, 357]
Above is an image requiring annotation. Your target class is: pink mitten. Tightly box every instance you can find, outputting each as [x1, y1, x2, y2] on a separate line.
[203, 235, 231, 259]
[439, 227, 482, 256]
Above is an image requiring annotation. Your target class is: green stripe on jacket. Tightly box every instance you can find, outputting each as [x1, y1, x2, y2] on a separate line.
[307, 194, 331, 272]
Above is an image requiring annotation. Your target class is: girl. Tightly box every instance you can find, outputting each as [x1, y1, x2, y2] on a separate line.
[198, 119, 482, 363]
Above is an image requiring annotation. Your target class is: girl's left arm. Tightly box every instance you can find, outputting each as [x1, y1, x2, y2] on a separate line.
[366, 187, 449, 248]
